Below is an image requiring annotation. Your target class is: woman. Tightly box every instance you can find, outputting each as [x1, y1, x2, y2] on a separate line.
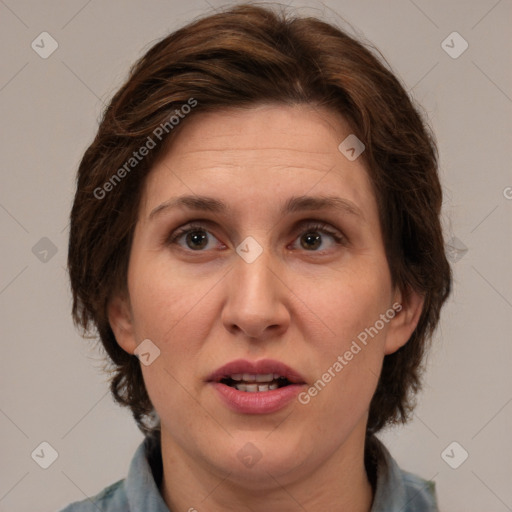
[62, 4, 451, 511]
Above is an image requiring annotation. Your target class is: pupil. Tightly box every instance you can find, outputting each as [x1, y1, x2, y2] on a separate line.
[187, 230, 208, 249]
[301, 232, 321, 250]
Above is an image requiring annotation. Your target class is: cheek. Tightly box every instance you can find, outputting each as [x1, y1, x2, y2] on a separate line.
[130, 263, 213, 428]
[128, 250, 209, 339]
[127, 255, 220, 398]
[298, 263, 392, 350]
[294, 264, 392, 409]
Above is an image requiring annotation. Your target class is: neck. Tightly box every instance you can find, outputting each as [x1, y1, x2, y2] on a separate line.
[159, 425, 374, 512]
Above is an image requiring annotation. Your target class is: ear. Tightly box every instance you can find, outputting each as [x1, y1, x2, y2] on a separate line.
[107, 294, 137, 355]
[384, 286, 425, 355]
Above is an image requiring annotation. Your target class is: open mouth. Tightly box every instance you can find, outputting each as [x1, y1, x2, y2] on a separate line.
[220, 373, 293, 392]
[208, 359, 306, 413]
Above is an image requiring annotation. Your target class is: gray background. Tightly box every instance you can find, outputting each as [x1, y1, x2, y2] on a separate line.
[1, 0, 511, 511]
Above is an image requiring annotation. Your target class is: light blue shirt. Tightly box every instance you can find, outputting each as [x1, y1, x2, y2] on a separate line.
[58, 434, 438, 511]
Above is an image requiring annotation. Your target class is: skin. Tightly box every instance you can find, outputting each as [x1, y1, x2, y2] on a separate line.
[109, 104, 424, 512]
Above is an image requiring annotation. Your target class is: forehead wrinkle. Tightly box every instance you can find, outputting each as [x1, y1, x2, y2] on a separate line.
[173, 147, 334, 159]
[167, 148, 339, 174]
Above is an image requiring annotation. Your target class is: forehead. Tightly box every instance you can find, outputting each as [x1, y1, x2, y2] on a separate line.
[141, 104, 376, 220]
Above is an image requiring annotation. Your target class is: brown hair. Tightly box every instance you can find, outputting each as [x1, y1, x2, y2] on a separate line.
[68, 3, 451, 436]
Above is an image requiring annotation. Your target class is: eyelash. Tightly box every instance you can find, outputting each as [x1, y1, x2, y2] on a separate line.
[166, 220, 346, 252]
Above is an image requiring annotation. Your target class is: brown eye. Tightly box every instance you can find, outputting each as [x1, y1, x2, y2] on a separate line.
[300, 232, 322, 250]
[292, 222, 345, 252]
[185, 230, 209, 250]
[167, 223, 221, 251]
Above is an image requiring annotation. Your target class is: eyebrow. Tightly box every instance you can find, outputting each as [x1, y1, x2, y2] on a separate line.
[149, 194, 365, 221]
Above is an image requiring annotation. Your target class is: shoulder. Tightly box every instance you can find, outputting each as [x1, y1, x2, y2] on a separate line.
[57, 479, 127, 512]
[369, 436, 439, 512]
[400, 469, 438, 511]
[56, 434, 165, 512]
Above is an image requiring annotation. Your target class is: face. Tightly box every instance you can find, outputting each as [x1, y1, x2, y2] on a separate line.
[109, 104, 422, 489]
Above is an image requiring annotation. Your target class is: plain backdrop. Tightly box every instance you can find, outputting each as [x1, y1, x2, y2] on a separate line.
[1, 1, 511, 511]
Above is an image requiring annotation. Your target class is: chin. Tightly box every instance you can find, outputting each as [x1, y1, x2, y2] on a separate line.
[202, 434, 313, 489]
[224, 454, 306, 490]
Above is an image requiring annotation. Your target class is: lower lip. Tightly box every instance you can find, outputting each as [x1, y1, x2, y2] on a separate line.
[209, 382, 304, 414]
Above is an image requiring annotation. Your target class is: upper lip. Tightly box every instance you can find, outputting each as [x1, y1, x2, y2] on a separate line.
[207, 358, 306, 384]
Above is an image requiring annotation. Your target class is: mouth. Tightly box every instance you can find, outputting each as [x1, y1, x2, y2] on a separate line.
[219, 373, 294, 392]
[207, 359, 306, 414]
[207, 358, 306, 389]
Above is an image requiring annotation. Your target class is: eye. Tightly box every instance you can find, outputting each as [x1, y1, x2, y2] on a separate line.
[167, 222, 223, 251]
[166, 220, 346, 253]
[290, 221, 346, 252]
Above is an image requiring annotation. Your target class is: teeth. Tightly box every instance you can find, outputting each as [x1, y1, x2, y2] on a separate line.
[225, 373, 292, 392]
[234, 382, 280, 392]
[255, 373, 274, 382]
[230, 373, 281, 383]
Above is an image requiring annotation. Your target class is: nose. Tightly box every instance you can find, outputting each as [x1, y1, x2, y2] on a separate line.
[221, 247, 290, 340]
